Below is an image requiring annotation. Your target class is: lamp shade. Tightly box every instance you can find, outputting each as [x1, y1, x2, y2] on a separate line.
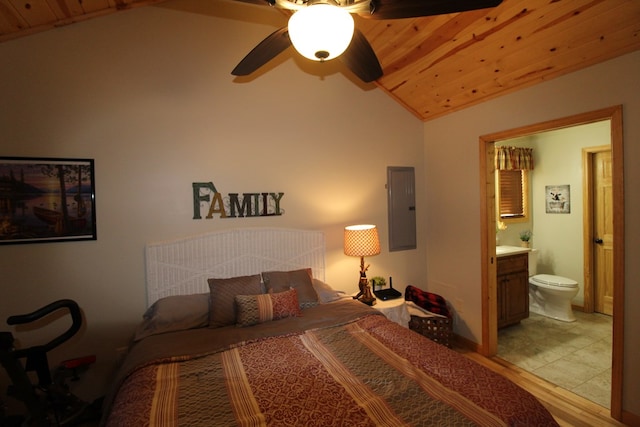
[344, 224, 381, 257]
[288, 4, 354, 61]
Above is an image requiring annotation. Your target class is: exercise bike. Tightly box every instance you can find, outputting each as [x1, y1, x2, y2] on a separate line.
[0, 299, 100, 426]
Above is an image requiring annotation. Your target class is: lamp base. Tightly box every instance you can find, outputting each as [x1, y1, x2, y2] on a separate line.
[359, 293, 377, 306]
[357, 277, 376, 306]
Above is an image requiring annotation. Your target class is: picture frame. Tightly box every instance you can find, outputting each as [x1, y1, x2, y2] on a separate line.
[545, 184, 570, 214]
[0, 157, 96, 244]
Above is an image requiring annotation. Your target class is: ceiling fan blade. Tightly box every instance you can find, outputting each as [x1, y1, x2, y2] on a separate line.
[340, 28, 382, 83]
[364, 0, 503, 20]
[232, 27, 291, 76]
[231, 0, 275, 6]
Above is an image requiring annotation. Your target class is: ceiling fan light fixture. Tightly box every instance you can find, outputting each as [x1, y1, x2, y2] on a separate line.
[288, 4, 354, 62]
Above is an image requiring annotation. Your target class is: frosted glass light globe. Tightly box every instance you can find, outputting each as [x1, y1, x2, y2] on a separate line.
[288, 4, 355, 61]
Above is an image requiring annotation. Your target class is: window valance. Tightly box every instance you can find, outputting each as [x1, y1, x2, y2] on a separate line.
[495, 146, 534, 170]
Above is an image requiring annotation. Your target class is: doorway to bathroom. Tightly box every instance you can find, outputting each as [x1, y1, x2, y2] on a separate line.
[478, 106, 625, 419]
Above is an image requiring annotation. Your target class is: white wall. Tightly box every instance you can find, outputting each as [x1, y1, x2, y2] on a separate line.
[498, 121, 611, 307]
[532, 122, 610, 307]
[423, 51, 640, 417]
[0, 1, 425, 402]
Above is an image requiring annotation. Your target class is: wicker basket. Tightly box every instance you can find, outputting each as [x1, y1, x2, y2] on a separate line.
[408, 314, 453, 348]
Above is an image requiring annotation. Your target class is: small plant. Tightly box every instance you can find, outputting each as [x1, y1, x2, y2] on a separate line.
[370, 276, 386, 290]
[519, 230, 532, 242]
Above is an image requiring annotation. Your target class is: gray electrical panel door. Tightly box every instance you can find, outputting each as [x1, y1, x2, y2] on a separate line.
[387, 166, 416, 251]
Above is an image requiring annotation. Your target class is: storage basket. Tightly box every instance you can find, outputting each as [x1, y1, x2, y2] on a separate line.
[404, 285, 453, 347]
[408, 314, 452, 348]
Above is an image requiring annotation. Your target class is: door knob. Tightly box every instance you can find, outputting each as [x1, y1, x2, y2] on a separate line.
[594, 238, 603, 244]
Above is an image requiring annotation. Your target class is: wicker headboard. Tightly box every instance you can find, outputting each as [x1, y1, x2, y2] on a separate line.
[145, 228, 326, 306]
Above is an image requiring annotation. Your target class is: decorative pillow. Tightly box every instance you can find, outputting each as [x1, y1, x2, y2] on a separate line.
[133, 293, 210, 341]
[235, 288, 301, 327]
[208, 274, 262, 328]
[262, 268, 318, 309]
[311, 278, 349, 304]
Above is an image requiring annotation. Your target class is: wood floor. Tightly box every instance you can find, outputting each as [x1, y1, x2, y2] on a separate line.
[459, 349, 625, 427]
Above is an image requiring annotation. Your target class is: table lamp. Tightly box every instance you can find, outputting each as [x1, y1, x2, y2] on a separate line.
[344, 224, 380, 306]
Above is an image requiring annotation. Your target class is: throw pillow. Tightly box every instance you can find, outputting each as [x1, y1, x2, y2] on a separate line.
[235, 288, 301, 327]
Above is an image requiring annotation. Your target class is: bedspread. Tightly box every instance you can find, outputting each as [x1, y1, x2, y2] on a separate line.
[104, 313, 557, 426]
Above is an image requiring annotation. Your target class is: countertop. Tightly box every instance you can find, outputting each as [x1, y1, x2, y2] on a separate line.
[496, 245, 531, 257]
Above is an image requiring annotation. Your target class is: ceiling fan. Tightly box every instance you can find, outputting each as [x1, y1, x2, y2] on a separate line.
[231, 0, 503, 83]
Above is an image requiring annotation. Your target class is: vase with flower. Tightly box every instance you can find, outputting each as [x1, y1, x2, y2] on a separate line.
[519, 230, 532, 248]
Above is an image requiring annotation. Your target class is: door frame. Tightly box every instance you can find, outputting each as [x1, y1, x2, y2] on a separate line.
[478, 105, 624, 420]
[582, 145, 612, 314]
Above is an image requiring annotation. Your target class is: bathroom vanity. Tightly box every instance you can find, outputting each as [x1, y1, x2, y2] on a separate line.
[496, 247, 530, 328]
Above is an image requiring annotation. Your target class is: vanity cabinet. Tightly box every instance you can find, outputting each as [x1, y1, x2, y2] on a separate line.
[497, 252, 529, 328]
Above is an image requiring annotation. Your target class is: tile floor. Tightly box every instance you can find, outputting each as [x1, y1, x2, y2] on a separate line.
[497, 310, 612, 408]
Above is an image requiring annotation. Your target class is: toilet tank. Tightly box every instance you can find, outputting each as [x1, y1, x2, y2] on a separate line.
[528, 249, 538, 276]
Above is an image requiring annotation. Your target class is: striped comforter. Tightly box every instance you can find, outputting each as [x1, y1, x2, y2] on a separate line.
[103, 308, 557, 426]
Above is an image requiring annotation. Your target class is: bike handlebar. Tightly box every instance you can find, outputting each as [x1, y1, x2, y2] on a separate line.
[7, 299, 83, 354]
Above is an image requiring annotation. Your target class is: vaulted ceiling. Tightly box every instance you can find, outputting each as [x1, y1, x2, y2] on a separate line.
[1, 0, 639, 122]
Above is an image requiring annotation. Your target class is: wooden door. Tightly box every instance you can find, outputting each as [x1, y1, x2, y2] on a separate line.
[593, 150, 614, 315]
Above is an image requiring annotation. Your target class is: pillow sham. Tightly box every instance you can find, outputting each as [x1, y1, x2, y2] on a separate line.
[235, 288, 301, 327]
[262, 268, 318, 309]
[208, 274, 262, 328]
[133, 293, 210, 341]
[311, 278, 350, 304]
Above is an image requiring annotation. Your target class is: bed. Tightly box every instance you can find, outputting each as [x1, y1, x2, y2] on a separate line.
[101, 228, 558, 426]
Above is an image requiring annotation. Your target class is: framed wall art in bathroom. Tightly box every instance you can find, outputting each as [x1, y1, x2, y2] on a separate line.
[545, 184, 570, 214]
[0, 156, 97, 245]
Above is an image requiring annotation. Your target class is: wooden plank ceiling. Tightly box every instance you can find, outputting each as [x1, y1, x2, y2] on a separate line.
[1, 0, 639, 122]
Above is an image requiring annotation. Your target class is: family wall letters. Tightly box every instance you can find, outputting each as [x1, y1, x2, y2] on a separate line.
[192, 182, 284, 219]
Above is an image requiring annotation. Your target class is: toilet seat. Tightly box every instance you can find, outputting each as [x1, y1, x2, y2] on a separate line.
[530, 274, 577, 288]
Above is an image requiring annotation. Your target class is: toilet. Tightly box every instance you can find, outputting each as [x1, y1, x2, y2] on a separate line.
[528, 249, 579, 322]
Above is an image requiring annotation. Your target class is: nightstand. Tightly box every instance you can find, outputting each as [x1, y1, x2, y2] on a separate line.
[371, 298, 410, 327]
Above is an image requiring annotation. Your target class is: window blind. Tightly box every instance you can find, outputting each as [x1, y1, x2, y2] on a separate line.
[499, 170, 524, 218]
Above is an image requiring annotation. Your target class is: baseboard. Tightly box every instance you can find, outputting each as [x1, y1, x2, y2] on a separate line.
[622, 409, 640, 427]
[452, 333, 480, 352]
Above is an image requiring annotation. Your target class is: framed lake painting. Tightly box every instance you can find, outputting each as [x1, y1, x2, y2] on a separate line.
[0, 157, 96, 244]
